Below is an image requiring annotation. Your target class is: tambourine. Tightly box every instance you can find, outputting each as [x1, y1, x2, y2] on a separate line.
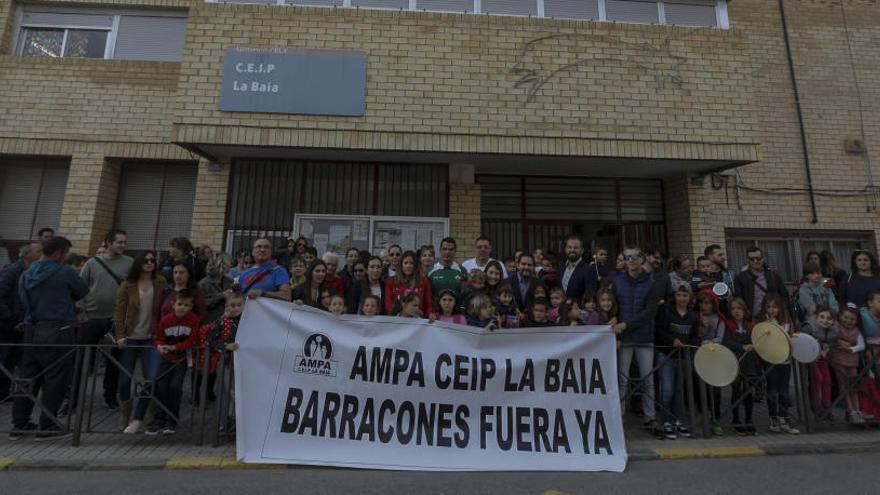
[790, 332, 821, 364]
[694, 343, 739, 387]
[751, 322, 792, 365]
[712, 282, 729, 297]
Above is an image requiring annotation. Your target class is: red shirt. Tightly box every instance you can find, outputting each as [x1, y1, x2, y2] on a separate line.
[326, 275, 346, 299]
[384, 276, 434, 316]
[155, 311, 201, 362]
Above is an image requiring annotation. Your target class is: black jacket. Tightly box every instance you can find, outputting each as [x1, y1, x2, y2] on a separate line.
[508, 274, 538, 312]
[734, 266, 788, 313]
[560, 259, 600, 302]
[0, 261, 25, 326]
[346, 279, 386, 315]
[654, 303, 698, 351]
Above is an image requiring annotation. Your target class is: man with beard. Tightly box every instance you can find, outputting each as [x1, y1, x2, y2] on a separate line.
[508, 253, 538, 312]
[642, 243, 669, 300]
[705, 244, 735, 298]
[560, 235, 598, 301]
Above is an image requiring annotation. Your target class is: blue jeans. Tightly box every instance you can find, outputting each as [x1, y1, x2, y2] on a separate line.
[656, 351, 684, 424]
[618, 345, 656, 421]
[117, 338, 161, 421]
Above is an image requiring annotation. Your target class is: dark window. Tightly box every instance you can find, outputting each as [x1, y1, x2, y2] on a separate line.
[226, 160, 448, 253]
[115, 161, 198, 251]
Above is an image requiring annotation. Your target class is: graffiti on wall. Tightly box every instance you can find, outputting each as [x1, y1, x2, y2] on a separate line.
[508, 33, 690, 104]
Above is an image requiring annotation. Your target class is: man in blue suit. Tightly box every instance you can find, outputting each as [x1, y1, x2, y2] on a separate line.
[560, 235, 599, 302]
[507, 253, 538, 312]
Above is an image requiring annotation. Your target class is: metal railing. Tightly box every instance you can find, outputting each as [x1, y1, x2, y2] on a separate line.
[0, 341, 235, 447]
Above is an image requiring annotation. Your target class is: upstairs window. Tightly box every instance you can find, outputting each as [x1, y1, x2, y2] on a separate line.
[205, 0, 727, 27]
[15, 9, 188, 62]
[16, 12, 113, 59]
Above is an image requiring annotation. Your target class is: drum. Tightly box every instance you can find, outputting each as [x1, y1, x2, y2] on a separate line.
[790, 332, 821, 364]
[751, 322, 792, 365]
[712, 282, 729, 297]
[694, 343, 739, 387]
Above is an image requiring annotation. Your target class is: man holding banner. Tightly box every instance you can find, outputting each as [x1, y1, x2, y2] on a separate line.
[234, 298, 628, 472]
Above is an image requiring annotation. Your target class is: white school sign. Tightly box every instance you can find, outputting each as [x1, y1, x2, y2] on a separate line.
[235, 299, 627, 472]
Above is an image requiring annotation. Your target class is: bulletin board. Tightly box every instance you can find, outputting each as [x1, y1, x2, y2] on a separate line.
[293, 214, 372, 257]
[370, 216, 449, 255]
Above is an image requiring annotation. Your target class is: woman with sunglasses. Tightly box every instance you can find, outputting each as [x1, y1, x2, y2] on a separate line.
[113, 251, 167, 434]
[226, 250, 253, 282]
[386, 244, 403, 277]
[840, 250, 880, 309]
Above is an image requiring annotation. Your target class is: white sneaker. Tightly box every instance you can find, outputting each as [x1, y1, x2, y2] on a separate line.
[123, 420, 142, 434]
[778, 418, 800, 435]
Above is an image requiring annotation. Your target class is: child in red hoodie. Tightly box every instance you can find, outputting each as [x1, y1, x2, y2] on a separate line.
[147, 290, 200, 436]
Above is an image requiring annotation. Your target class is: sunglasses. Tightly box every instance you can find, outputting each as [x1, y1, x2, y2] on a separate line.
[623, 254, 640, 261]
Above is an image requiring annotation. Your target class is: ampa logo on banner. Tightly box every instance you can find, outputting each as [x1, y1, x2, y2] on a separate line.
[294, 333, 338, 377]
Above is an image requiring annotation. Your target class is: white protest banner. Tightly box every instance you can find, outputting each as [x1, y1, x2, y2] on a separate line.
[235, 298, 627, 472]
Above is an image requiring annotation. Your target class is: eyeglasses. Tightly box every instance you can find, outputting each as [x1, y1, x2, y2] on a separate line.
[748, 256, 763, 262]
[623, 254, 640, 261]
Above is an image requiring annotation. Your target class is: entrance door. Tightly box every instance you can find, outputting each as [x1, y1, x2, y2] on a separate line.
[477, 175, 666, 259]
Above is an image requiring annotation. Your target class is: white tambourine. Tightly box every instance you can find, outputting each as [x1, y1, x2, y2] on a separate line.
[712, 282, 729, 297]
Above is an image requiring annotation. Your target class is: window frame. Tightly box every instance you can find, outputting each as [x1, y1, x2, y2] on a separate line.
[13, 8, 186, 60]
[16, 22, 115, 59]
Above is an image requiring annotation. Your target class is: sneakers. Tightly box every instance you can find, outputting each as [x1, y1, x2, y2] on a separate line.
[662, 422, 677, 440]
[144, 422, 164, 436]
[711, 425, 724, 436]
[123, 420, 143, 435]
[161, 425, 177, 435]
[768, 417, 781, 433]
[35, 428, 71, 442]
[8, 422, 37, 441]
[849, 411, 867, 425]
[675, 422, 691, 438]
[778, 417, 800, 435]
[733, 424, 748, 436]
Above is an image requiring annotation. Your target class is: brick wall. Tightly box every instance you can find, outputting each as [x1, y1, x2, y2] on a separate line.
[2, 0, 879, 260]
[0, 57, 179, 143]
[59, 150, 120, 254]
[172, 3, 759, 163]
[190, 159, 230, 250]
[679, 0, 880, 257]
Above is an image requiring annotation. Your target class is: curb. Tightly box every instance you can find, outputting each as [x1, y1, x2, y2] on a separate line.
[1, 442, 879, 470]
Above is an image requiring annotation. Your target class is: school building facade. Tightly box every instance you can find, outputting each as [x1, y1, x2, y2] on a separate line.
[0, 0, 877, 284]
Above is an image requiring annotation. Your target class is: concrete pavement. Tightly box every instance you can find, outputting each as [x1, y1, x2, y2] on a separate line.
[2, 452, 877, 494]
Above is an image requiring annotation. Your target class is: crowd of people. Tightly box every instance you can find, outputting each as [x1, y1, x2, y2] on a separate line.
[1, 227, 879, 443]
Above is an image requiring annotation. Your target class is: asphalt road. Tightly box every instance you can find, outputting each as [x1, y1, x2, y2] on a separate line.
[2, 452, 875, 495]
